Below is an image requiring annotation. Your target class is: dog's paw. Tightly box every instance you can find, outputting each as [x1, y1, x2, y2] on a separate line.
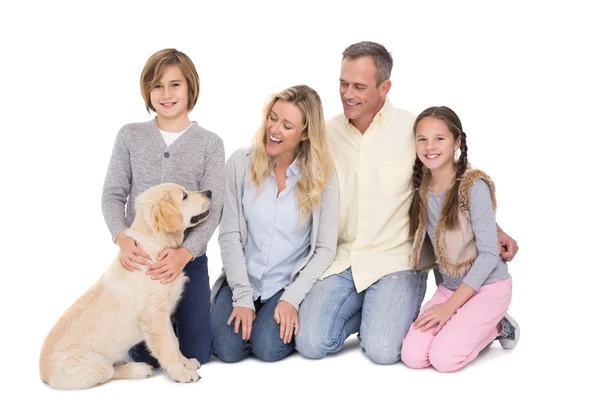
[167, 364, 200, 383]
[182, 357, 201, 371]
[113, 362, 154, 379]
[130, 363, 154, 379]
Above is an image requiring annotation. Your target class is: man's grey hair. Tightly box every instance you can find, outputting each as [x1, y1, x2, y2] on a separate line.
[342, 41, 393, 86]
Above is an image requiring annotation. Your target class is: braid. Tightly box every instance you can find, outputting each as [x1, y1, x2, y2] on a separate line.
[413, 157, 423, 190]
[408, 156, 423, 236]
[456, 131, 468, 180]
[442, 131, 468, 230]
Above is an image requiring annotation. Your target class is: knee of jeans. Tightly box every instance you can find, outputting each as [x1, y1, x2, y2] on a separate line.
[295, 329, 330, 359]
[212, 341, 246, 363]
[211, 333, 245, 363]
[362, 341, 401, 365]
[428, 346, 461, 373]
[252, 340, 292, 362]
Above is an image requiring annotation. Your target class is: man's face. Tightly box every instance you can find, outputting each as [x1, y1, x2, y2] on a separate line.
[339, 56, 388, 124]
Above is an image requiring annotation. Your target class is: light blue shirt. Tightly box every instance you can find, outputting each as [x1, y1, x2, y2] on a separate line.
[242, 158, 312, 302]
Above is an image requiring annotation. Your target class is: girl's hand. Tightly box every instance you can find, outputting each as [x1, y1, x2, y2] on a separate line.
[497, 228, 519, 262]
[273, 300, 298, 344]
[147, 248, 192, 284]
[227, 306, 256, 341]
[116, 231, 151, 271]
[414, 301, 458, 335]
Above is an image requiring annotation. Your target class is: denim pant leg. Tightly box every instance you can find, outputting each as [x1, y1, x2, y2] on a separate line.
[250, 289, 296, 362]
[360, 270, 428, 365]
[211, 282, 252, 363]
[172, 254, 212, 364]
[129, 254, 213, 367]
[296, 268, 364, 359]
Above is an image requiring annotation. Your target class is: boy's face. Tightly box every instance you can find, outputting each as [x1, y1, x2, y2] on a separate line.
[150, 65, 189, 122]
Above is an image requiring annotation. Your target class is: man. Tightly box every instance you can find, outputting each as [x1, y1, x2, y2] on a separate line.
[295, 41, 519, 364]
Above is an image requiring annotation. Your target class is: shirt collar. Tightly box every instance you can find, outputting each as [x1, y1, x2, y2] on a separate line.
[286, 155, 301, 178]
[344, 96, 393, 132]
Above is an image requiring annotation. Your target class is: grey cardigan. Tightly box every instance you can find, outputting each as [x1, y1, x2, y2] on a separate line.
[210, 147, 339, 311]
[101, 119, 225, 258]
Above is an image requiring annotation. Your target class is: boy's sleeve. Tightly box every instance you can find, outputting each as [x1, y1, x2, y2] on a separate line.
[101, 127, 131, 242]
[181, 136, 226, 258]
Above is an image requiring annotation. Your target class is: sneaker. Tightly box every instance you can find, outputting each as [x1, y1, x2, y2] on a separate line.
[497, 313, 520, 349]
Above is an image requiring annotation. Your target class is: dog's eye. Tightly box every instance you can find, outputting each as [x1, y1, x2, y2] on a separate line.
[182, 192, 188, 201]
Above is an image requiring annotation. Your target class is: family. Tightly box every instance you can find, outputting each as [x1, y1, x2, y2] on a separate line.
[101, 41, 520, 373]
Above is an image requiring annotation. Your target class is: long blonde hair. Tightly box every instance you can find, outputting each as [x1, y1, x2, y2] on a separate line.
[249, 84, 334, 220]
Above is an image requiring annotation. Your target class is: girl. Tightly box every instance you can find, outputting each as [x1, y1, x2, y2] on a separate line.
[210, 85, 339, 362]
[401, 106, 519, 372]
[101, 48, 225, 367]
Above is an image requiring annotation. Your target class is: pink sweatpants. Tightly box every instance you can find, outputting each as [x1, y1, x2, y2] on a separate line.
[401, 278, 512, 372]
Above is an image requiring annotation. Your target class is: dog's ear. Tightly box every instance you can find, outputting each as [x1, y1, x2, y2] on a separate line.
[147, 192, 183, 234]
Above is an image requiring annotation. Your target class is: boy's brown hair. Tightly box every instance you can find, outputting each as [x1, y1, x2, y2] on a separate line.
[140, 48, 200, 113]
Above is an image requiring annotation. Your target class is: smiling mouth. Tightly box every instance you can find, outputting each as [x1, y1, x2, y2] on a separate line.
[191, 210, 209, 224]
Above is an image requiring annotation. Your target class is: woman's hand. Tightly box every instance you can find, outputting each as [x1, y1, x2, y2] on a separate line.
[274, 301, 298, 344]
[228, 306, 256, 340]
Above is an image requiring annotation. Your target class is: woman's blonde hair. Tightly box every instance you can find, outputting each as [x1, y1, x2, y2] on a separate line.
[249, 84, 334, 221]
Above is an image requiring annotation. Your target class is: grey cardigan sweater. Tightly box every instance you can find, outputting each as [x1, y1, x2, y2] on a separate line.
[101, 118, 225, 258]
[211, 147, 339, 311]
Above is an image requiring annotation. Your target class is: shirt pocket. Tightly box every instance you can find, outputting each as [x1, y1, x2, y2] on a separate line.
[378, 160, 415, 197]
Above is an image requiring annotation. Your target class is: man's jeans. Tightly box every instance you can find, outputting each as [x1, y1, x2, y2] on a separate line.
[296, 268, 427, 364]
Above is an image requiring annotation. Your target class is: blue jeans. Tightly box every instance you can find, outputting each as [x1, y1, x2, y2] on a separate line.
[211, 282, 296, 362]
[128, 254, 212, 367]
[295, 268, 427, 365]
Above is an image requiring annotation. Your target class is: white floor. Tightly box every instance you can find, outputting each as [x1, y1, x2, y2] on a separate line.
[17, 332, 583, 400]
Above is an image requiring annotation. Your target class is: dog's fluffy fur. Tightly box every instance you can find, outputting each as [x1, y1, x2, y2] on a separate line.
[39, 183, 212, 389]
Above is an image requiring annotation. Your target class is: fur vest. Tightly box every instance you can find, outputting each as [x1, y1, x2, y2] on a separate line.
[410, 167, 497, 277]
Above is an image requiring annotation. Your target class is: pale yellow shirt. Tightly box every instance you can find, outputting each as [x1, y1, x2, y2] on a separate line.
[321, 98, 417, 292]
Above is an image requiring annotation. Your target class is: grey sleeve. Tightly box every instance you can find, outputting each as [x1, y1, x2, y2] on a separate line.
[280, 171, 340, 310]
[461, 179, 501, 291]
[101, 127, 131, 242]
[182, 136, 226, 258]
[218, 150, 255, 310]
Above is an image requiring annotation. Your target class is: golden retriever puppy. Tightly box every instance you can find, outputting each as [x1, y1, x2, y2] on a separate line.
[39, 183, 211, 389]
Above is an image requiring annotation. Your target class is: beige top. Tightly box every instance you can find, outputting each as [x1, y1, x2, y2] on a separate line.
[320, 99, 417, 292]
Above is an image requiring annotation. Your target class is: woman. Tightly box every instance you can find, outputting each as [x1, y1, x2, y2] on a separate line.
[210, 84, 339, 362]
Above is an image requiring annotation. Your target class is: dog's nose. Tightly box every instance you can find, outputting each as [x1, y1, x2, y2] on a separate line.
[205, 190, 212, 199]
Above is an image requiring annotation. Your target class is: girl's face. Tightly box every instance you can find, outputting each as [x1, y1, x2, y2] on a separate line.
[415, 117, 460, 172]
[150, 65, 189, 124]
[265, 99, 307, 163]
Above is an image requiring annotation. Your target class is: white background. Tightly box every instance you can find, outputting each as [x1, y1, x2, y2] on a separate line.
[1, 0, 598, 399]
